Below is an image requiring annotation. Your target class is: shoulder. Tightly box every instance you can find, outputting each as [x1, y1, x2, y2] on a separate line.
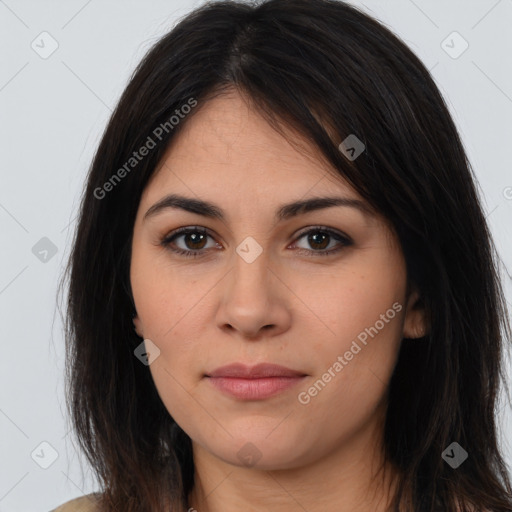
[51, 492, 102, 512]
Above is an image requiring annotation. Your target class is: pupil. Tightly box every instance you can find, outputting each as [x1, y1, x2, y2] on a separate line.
[187, 233, 206, 250]
[310, 232, 328, 250]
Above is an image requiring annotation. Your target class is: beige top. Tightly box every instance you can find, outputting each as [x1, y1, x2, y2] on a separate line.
[51, 493, 101, 512]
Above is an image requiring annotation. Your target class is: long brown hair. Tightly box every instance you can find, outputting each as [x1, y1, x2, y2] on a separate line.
[59, 0, 512, 510]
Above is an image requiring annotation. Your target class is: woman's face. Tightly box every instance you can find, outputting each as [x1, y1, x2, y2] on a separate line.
[130, 89, 425, 470]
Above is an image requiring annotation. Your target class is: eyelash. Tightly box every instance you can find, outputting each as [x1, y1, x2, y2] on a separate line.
[160, 226, 353, 258]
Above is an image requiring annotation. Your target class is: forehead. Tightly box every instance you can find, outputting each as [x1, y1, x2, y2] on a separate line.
[142, 89, 356, 203]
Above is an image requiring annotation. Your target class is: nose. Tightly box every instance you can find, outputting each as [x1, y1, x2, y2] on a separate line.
[215, 247, 292, 340]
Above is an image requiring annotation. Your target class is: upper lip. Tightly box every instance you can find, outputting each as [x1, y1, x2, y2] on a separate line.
[206, 363, 307, 378]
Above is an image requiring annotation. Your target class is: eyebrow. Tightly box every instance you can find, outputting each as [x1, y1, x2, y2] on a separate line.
[143, 193, 374, 223]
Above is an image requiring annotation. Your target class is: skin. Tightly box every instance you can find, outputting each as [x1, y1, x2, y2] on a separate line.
[130, 88, 426, 512]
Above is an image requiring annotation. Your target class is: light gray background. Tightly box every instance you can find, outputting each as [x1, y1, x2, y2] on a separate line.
[0, 0, 511, 510]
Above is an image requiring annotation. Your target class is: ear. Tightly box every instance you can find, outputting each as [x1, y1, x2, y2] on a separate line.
[132, 314, 144, 338]
[402, 288, 427, 339]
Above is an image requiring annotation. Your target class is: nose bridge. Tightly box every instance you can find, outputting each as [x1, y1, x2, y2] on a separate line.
[230, 235, 272, 299]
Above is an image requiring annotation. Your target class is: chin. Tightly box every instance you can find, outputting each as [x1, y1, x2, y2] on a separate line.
[210, 431, 314, 471]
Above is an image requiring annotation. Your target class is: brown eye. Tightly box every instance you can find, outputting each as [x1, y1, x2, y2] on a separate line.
[161, 227, 218, 257]
[160, 226, 352, 258]
[292, 227, 353, 257]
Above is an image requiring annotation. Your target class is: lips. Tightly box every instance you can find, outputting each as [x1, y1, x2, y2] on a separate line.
[206, 362, 306, 379]
[205, 363, 307, 400]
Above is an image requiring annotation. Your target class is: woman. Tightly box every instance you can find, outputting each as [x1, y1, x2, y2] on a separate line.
[54, 0, 512, 510]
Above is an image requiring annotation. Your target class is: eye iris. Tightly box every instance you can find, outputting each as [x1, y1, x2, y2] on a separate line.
[185, 232, 207, 250]
[308, 232, 329, 250]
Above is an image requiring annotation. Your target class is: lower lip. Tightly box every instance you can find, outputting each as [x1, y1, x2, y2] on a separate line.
[206, 376, 306, 400]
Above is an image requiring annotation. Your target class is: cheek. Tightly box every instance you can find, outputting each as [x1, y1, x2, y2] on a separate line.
[132, 281, 215, 396]
[296, 316, 403, 437]
[305, 264, 406, 354]
[298, 265, 405, 409]
[131, 244, 201, 340]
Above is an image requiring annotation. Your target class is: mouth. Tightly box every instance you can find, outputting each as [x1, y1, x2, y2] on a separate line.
[204, 363, 308, 400]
